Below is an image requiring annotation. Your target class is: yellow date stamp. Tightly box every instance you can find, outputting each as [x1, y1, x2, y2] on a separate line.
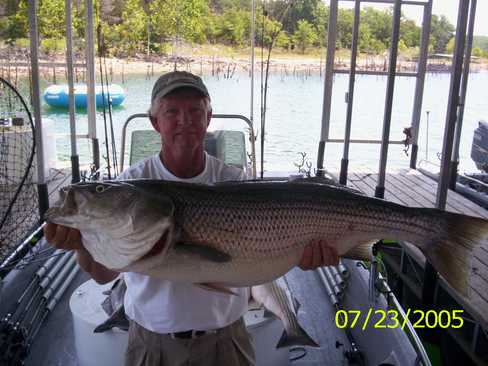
[335, 309, 464, 330]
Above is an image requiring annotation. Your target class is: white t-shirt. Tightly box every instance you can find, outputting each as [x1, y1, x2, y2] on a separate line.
[119, 153, 249, 333]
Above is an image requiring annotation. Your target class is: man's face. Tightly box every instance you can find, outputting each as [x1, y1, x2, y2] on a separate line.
[151, 89, 211, 154]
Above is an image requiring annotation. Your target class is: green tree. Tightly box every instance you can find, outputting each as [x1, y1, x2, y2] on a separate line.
[430, 14, 454, 53]
[254, 10, 284, 48]
[268, 0, 319, 35]
[336, 8, 353, 48]
[313, 1, 328, 47]
[292, 19, 317, 53]
[214, 9, 250, 46]
[110, 0, 148, 55]
[446, 37, 455, 54]
[399, 18, 419, 48]
[473, 35, 488, 52]
[361, 7, 391, 47]
[149, 0, 209, 45]
[38, 0, 66, 39]
[472, 47, 483, 58]
[5, 0, 28, 42]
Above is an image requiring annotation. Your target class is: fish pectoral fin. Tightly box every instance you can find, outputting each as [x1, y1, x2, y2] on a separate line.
[196, 283, 238, 296]
[342, 240, 377, 261]
[174, 242, 231, 263]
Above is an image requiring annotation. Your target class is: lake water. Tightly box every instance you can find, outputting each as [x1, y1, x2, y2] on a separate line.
[42, 70, 488, 176]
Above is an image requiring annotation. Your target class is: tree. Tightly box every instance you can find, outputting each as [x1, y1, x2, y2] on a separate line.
[292, 19, 317, 53]
[254, 10, 284, 48]
[38, 0, 66, 39]
[361, 7, 391, 47]
[4, 0, 28, 42]
[399, 18, 419, 48]
[110, 0, 148, 55]
[446, 37, 455, 54]
[213, 9, 250, 46]
[430, 14, 454, 53]
[313, 1, 328, 47]
[149, 0, 209, 45]
[336, 8, 353, 48]
[472, 47, 483, 58]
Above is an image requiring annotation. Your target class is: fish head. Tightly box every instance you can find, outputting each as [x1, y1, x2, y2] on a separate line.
[45, 181, 176, 269]
[46, 182, 140, 226]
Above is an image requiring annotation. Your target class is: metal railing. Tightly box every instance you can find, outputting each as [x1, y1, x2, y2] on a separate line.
[119, 113, 257, 178]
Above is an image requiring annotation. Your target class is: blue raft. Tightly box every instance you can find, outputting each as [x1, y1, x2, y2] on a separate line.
[43, 84, 125, 108]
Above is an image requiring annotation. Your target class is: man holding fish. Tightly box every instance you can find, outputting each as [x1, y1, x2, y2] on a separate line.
[44, 71, 339, 366]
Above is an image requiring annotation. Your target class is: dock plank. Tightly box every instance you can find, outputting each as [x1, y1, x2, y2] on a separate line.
[326, 165, 488, 329]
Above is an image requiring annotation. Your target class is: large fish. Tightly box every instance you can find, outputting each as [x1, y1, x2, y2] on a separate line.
[45, 179, 488, 297]
[250, 280, 319, 348]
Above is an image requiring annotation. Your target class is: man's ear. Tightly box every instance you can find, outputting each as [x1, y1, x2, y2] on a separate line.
[149, 115, 160, 133]
[206, 110, 212, 128]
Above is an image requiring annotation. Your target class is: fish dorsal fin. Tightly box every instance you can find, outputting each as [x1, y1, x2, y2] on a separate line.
[174, 242, 231, 263]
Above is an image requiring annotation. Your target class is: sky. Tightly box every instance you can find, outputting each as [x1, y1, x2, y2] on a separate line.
[326, 0, 488, 37]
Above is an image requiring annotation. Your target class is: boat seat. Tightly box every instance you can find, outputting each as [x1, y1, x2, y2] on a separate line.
[129, 129, 247, 169]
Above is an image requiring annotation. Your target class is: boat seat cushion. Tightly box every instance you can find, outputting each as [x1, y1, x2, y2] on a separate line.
[129, 130, 247, 170]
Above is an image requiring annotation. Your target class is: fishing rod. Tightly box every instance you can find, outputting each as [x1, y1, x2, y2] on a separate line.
[103, 52, 119, 176]
[259, 1, 265, 179]
[259, 0, 297, 179]
[317, 264, 365, 365]
[96, 23, 112, 179]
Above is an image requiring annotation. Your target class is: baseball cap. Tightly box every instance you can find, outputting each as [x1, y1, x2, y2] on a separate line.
[151, 71, 210, 104]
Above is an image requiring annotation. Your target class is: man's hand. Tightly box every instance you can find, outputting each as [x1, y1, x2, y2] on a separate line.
[44, 222, 119, 284]
[298, 239, 339, 270]
[44, 222, 82, 250]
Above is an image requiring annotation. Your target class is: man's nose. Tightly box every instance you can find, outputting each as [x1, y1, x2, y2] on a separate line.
[176, 110, 191, 125]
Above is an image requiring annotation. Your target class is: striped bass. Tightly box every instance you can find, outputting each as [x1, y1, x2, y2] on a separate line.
[45, 179, 488, 298]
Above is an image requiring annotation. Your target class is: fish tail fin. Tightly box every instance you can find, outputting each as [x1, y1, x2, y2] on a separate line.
[423, 212, 488, 298]
[276, 327, 319, 349]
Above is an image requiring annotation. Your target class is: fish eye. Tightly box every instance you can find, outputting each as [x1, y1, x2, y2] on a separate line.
[95, 185, 106, 194]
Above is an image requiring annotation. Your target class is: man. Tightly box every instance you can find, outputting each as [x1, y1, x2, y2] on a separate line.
[45, 71, 339, 366]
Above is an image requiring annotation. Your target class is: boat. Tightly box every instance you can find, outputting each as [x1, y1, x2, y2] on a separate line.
[43, 84, 125, 108]
[418, 120, 488, 210]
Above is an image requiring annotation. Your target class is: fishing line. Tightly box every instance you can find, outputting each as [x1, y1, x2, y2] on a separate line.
[0, 250, 67, 272]
[103, 53, 119, 177]
[259, 0, 297, 180]
[96, 21, 112, 179]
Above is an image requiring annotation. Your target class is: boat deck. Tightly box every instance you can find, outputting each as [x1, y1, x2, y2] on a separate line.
[326, 165, 488, 343]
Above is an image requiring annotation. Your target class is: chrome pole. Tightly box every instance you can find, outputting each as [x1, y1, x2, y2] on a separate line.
[316, 0, 338, 176]
[375, 0, 402, 198]
[450, 0, 477, 189]
[85, 0, 99, 171]
[340, 0, 361, 185]
[65, 0, 80, 182]
[426, 0, 471, 308]
[436, 0, 470, 210]
[250, 0, 256, 178]
[409, 0, 432, 169]
[28, 0, 49, 217]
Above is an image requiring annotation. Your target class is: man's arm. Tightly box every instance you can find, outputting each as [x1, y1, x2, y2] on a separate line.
[44, 223, 119, 284]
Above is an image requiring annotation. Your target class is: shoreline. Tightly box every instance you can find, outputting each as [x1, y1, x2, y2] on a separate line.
[1, 51, 487, 82]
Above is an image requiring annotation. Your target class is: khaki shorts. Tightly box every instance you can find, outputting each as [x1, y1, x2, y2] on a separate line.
[124, 317, 255, 366]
